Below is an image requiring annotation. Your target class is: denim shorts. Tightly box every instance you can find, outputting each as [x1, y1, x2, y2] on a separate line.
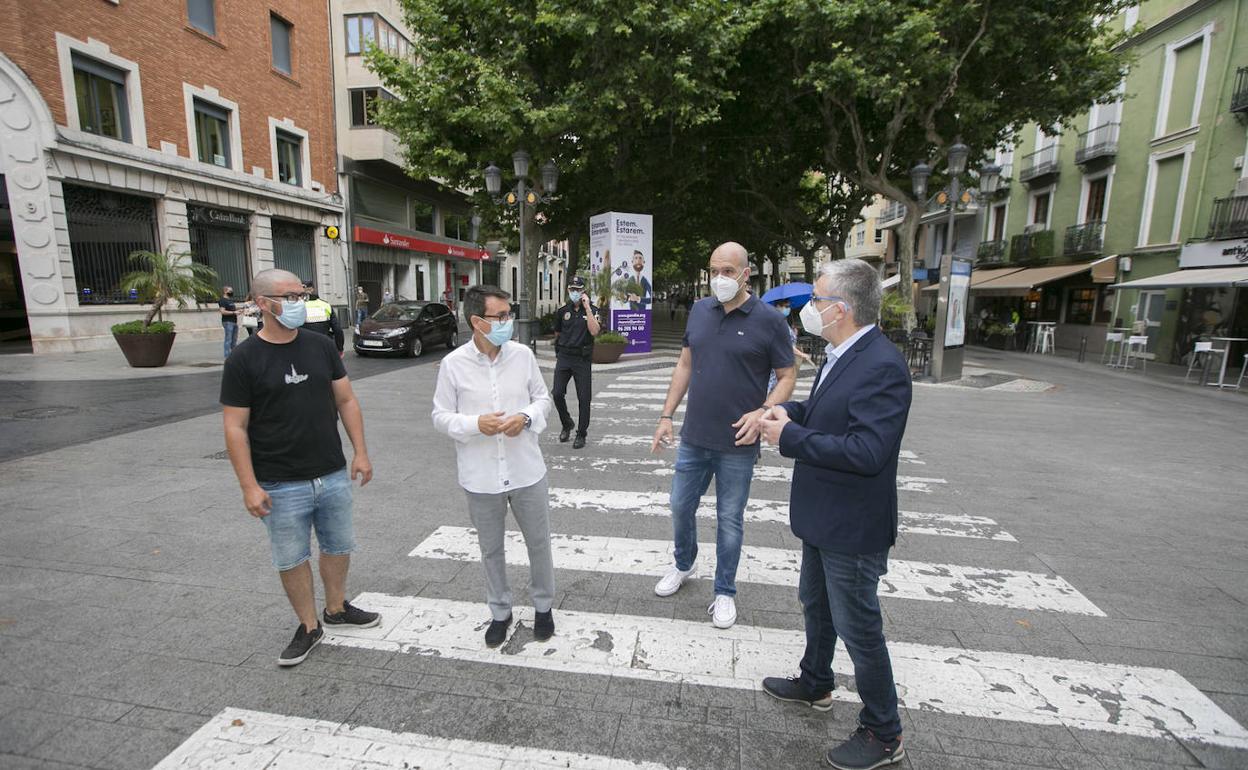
[258, 468, 355, 571]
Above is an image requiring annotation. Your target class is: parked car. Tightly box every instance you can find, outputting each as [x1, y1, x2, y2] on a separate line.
[353, 301, 458, 357]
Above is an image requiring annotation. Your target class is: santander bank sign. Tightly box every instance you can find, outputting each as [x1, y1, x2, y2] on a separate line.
[355, 226, 488, 261]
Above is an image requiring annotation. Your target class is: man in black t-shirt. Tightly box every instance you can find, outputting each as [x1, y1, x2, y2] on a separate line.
[219, 287, 239, 359]
[220, 268, 378, 667]
[551, 275, 600, 449]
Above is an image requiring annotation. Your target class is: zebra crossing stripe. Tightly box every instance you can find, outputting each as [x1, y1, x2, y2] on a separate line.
[543, 486, 1013, 541]
[411, 526, 1100, 614]
[153, 708, 673, 769]
[545, 457, 943, 493]
[586, 434, 924, 465]
[596, 391, 668, 400]
[592, 402, 685, 412]
[323, 594, 1248, 749]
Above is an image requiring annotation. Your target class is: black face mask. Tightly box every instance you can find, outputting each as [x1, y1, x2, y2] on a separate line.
[225, 292, 233, 298]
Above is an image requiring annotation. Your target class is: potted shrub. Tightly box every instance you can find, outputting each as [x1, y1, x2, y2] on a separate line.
[112, 247, 218, 368]
[593, 331, 628, 364]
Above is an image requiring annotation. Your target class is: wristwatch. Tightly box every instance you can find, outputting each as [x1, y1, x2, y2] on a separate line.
[522, 414, 533, 430]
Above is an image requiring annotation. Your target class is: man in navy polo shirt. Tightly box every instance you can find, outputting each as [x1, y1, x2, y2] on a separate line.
[650, 241, 796, 628]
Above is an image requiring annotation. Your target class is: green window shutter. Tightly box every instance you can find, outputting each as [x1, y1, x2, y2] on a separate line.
[1165, 41, 1202, 135]
[1147, 156, 1185, 245]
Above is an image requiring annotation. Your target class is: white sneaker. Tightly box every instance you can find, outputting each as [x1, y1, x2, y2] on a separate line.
[654, 565, 695, 597]
[708, 595, 737, 629]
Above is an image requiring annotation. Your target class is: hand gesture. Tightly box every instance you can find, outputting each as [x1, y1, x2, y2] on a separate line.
[500, 414, 528, 437]
[478, 411, 506, 436]
[758, 406, 790, 446]
[731, 408, 767, 446]
[243, 485, 272, 518]
[351, 453, 373, 486]
[651, 419, 674, 454]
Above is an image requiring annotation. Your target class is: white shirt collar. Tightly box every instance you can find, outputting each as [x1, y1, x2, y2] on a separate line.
[823, 324, 876, 363]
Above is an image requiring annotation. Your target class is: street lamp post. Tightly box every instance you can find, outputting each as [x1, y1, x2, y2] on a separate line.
[483, 152, 558, 347]
[911, 141, 1000, 382]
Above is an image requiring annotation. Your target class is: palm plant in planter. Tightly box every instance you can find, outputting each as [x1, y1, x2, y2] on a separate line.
[588, 269, 627, 364]
[112, 247, 218, 367]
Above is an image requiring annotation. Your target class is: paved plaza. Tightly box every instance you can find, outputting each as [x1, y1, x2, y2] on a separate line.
[1, 325, 1247, 769]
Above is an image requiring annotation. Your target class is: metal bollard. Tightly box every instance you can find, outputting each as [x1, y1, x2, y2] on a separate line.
[1078, 335, 1087, 363]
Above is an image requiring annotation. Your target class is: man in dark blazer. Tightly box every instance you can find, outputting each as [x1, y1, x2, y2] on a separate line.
[758, 258, 912, 770]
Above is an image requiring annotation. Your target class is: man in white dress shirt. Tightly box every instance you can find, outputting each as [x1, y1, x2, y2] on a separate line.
[432, 285, 557, 647]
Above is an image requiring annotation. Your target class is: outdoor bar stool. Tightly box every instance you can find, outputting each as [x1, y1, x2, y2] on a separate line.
[1235, 353, 1247, 391]
[1184, 341, 1226, 384]
[1102, 332, 1124, 365]
[1037, 325, 1056, 355]
[1123, 335, 1150, 373]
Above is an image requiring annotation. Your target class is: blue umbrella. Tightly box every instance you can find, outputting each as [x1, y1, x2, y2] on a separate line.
[761, 282, 813, 310]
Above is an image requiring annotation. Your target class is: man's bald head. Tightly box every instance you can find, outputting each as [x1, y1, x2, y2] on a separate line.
[251, 269, 302, 299]
[710, 241, 749, 271]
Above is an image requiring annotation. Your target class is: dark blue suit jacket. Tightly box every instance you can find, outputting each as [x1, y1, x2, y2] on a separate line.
[778, 327, 913, 555]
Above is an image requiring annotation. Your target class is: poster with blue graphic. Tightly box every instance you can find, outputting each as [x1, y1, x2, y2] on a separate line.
[588, 212, 653, 353]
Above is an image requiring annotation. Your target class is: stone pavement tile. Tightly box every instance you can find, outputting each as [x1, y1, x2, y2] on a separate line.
[611, 714, 739, 770]
[739, 728, 834, 768]
[0, 564, 92, 600]
[245, 653, 396, 686]
[30, 717, 187, 770]
[226, 671, 374, 722]
[936, 732, 1108, 770]
[606, 675, 682, 702]
[114, 705, 208, 735]
[1061, 616, 1245, 658]
[0, 707, 72, 756]
[951, 629, 1093, 660]
[905, 748, 1051, 770]
[1068, 729, 1199, 766]
[0, 639, 135, 697]
[1197, 568, 1248, 604]
[593, 692, 639, 714]
[0, 754, 91, 770]
[906, 710, 1084, 751]
[554, 688, 599, 711]
[487, 700, 622, 756]
[346, 687, 481, 735]
[80, 656, 245, 717]
[559, 592, 620, 614]
[0, 687, 133, 724]
[679, 682, 760, 711]
[1078, 644, 1248, 695]
[523, 686, 565, 706]
[1096, 757, 1200, 770]
[1177, 741, 1248, 770]
[747, 608, 804, 632]
[614, 596, 678, 619]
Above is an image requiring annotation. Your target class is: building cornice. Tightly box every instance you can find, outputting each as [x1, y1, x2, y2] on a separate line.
[1115, 0, 1220, 50]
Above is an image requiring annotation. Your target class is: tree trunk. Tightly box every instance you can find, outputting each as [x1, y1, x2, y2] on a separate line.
[802, 248, 815, 284]
[566, 227, 582, 277]
[769, 253, 782, 287]
[896, 205, 921, 331]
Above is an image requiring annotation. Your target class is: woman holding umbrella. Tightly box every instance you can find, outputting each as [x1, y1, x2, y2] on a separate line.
[762, 283, 814, 393]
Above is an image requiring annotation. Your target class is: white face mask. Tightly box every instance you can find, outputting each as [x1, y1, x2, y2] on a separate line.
[710, 274, 741, 304]
[800, 301, 827, 337]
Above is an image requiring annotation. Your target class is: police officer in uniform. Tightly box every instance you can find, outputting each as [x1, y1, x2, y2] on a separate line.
[552, 275, 600, 449]
[303, 280, 344, 356]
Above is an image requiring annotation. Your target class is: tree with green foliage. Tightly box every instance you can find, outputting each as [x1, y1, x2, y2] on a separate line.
[757, 0, 1130, 323]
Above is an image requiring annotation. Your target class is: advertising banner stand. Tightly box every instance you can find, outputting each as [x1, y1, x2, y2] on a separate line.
[588, 212, 653, 353]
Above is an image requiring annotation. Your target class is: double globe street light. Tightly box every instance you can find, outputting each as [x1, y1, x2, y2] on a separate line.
[483, 151, 559, 347]
[909, 140, 1001, 382]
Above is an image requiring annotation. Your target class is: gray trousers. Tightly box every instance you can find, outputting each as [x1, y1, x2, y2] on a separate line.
[464, 474, 557, 621]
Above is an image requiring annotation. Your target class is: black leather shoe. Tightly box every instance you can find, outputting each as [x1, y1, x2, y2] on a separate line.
[559, 427, 572, 442]
[573, 435, 586, 449]
[762, 675, 834, 712]
[484, 614, 512, 647]
[534, 610, 555, 641]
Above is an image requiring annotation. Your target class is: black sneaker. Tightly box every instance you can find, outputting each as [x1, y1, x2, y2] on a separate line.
[323, 600, 381, 629]
[762, 675, 834, 712]
[484, 614, 512, 647]
[534, 610, 555, 641]
[572, 435, 586, 449]
[559, 427, 572, 442]
[278, 623, 323, 667]
[824, 727, 905, 770]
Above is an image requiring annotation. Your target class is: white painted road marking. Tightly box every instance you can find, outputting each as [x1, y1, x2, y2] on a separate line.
[324, 594, 1248, 749]
[412, 526, 1100, 614]
[544, 486, 1014, 541]
[154, 708, 674, 769]
[587, 435, 925, 465]
[595, 391, 669, 400]
[592, 402, 684, 412]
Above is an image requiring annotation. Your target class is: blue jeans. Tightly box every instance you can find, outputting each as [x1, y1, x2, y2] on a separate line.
[223, 321, 238, 358]
[669, 442, 756, 597]
[356, 308, 367, 325]
[258, 468, 355, 571]
[798, 542, 901, 739]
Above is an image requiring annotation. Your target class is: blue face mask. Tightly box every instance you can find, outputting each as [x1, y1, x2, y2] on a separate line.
[779, 306, 791, 317]
[569, 290, 582, 303]
[484, 319, 513, 347]
[274, 299, 306, 329]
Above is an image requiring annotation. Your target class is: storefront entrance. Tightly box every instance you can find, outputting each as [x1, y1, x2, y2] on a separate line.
[0, 177, 30, 352]
[188, 205, 251, 295]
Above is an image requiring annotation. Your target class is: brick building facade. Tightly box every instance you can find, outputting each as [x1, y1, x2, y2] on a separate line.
[0, 0, 345, 353]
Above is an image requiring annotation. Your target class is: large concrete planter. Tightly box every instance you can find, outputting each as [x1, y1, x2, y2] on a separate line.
[592, 341, 626, 364]
[114, 331, 177, 367]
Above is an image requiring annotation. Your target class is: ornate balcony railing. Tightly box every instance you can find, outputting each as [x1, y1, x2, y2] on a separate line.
[1231, 67, 1248, 114]
[1064, 220, 1105, 256]
[1010, 228, 1056, 263]
[1075, 123, 1119, 164]
[880, 200, 907, 224]
[1207, 194, 1248, 240]
[976, 240, 1008, 266]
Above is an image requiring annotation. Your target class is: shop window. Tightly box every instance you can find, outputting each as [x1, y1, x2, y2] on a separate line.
[64, 185, 157, 304]
[411, 200, 435, 233]
[1065, 288, 1098, 325]
[444, 212, 472, 240]
[193, 98, 231, 168]
[270, 13, 292, 75]
[72, 54, 131, 142]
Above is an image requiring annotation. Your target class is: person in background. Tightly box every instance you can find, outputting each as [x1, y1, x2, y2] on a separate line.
[383, 286, 394, 305]
[240, 292, 262, 337]
[552, 275, 600, 449]
[355, 286, 370, 327]
[432, 285, 557, 648]
[303, 281, 344, 356]
[650, 242, 796, 630]
[768, 298, 813, 394]
[219, 286, 240, 358]
[758, 259, 912, 770]
[220, 268, 378, 667]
